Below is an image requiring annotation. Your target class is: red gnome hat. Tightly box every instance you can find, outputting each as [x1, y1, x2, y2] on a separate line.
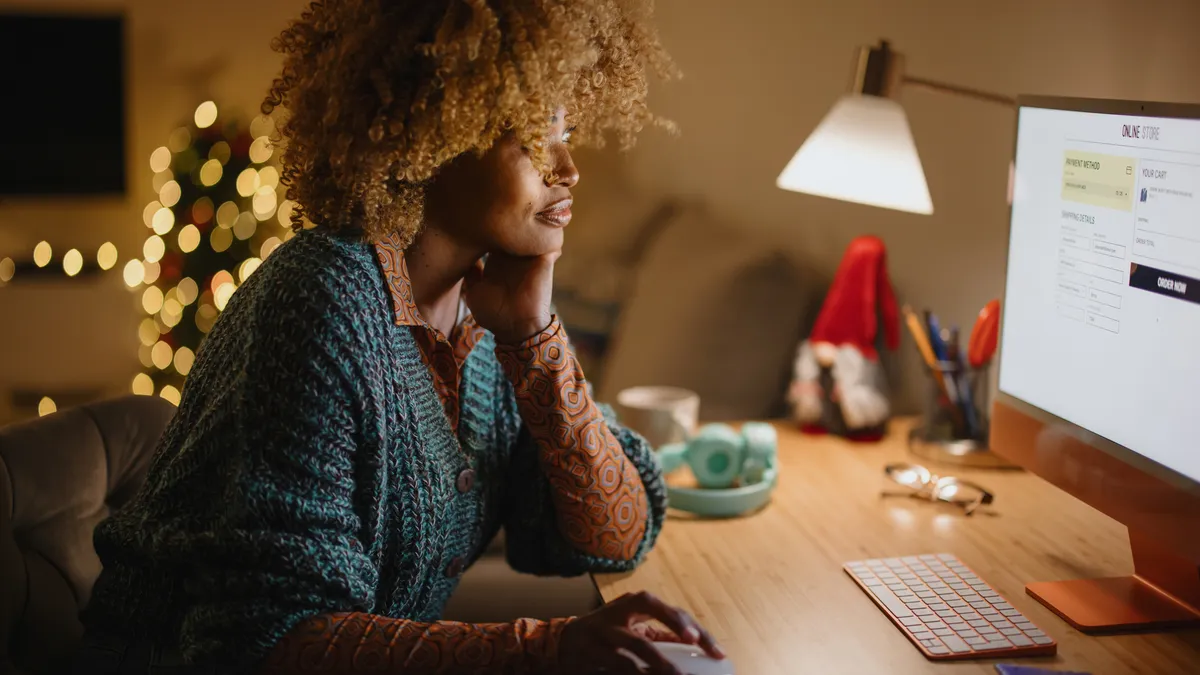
[809, 236, 900, 361]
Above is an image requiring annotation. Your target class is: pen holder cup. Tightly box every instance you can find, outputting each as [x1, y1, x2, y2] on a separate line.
[908, 362, 1015, 468]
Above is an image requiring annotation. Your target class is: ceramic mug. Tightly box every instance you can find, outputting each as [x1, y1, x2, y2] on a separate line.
[614, 386, 700, 450]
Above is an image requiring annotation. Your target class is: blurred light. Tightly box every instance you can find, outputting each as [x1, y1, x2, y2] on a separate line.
[138, 318, 159, 346]
[199, 159, 223, 187]
[177, 277, 199, 305]
[154, 314, 169, 334]
[258, 165, 280, 189]
[210, 226, 233, 253]
[210, 270, 234, 295]
[97, 242, 118, 270]
[260, 236, 282, 259]
[142, 201, 162, 227]
[163, 298, 183, 317]
[239, 257, 262, 282]
[249, 114, 274, 139]
[161, 304, 182, 328]
[63, 249, 83, 276]
[196, 303, 217, 333]
[142, 286, 165, 314]
[151, 341, 173, 370]
[192, 196, 215, 224]
[168, 127, 191, 153]
[0, 257, 14, 283]
[33, 241, 52, 267]
[216, 201, 239, 228]
[38, 397, 57, 417]
[178, 224, 201, 253]
[143, 235, 166, 263]
[151, 170, 172, 193]
[236, 168, 260, 197]
[194, 101, 218, 129]
[174, 346, 196, 376]
[131, 373, 155, 396]
[159, 385, 182, 406]
[277, 200, 295, 228]
[253, 186, 277, 220]
[142, 260, 161, 284]
[234, 211, 258, 240]
[123, 259, 145, 287]
[152, 207, 175, 235]
[160, 180, 181, 207]
[149, 146, 172, 173]
[249, 136, 273, 164]
[214, 282, 235, 311]
[209, 140, 232, 165]
[138, 344, 155, 368]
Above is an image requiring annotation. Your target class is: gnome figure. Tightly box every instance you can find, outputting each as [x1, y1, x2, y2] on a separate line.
[788, 235, 900, 441]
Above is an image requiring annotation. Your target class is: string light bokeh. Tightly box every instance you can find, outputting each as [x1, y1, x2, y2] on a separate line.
[128, 100, 295, 406]
[4, 100, 295, 416]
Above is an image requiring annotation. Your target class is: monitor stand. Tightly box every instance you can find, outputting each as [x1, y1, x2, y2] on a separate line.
[1026, 529, 1200, 632]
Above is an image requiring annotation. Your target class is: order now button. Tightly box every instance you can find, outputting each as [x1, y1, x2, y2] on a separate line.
[1128, 263, 1200, 306]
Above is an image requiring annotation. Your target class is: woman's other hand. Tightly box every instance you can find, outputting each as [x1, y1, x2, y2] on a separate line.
[557, 591, 725, 674]
[465, 250, 558, 345]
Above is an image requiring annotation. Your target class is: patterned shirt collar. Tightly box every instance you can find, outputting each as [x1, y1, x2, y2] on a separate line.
[373, 233, 477, 333]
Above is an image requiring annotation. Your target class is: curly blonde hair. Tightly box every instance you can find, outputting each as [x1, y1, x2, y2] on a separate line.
[263, 0, 678, 246]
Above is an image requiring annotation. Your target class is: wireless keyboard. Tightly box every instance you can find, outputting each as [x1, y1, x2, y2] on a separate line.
[845, 554, 1057, 660]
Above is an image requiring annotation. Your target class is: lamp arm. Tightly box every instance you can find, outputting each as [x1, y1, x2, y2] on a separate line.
[902, 75, 1016, 107]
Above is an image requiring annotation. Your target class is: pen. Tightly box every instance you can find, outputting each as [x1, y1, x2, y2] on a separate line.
[927, 312, 967, 436]
[948, 327, 979, 438]
[904, 307, 964, 431]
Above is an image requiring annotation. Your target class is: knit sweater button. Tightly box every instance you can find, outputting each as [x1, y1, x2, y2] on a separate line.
[445, 556, 465, 578]
[456, 468, 476, 493]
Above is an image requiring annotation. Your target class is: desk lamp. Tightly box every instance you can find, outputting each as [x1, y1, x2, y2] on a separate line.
[776, 40, 1015, 214]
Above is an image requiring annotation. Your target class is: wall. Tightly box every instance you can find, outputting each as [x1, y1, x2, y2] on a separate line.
[579, 0, 1200, 413]
[0, 0, 303, 421]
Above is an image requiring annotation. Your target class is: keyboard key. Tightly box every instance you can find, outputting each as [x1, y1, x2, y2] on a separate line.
[999, 627, 1021, 636]
[925, 620, 947, 629]
[928, 645, 950, 655]
[979, 639, 1013, 651]
[941, 635, 971, 653]
[945, 620, 967, 629]
[992, 601, 1013, 610]
[1025, 629, 1046, 638]
[904, 602, 924, 610]
[899, 616, 923, 627]
[902, 556, 921, 564]
[887, 583, 906, 591]
[1009, 635, 1033, 646]
[920, 615, 942, 625]
[980, 608, 1001, 617]
[914, 609, 934, 617]
[871, 587, 913, 617]
[911, 630, 933, 641]
[936, 610, 958, 619]
[960, 612, 982, 622]
[954, 627, 976, 636]
[970, 601, 991, 610]
[965, 637, 988, 646]
[948, 600, 968, 609]
[1002, 609, 1023, 617]
[992, 620, 1015, 629]
[933, 628, 954, 637]
[1033, 636, 1054, 645]
[978, 627, 1000, 637]
[969, 620, 989, 628]
[917, 592, 937, 601]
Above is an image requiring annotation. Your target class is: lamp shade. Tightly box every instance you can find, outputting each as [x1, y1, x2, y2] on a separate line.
[776, 94, 933, 215]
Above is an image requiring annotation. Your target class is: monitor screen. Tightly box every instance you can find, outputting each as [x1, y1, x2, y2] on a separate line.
[1000, 102, 1200, 484]
[0, 13, 126, 196]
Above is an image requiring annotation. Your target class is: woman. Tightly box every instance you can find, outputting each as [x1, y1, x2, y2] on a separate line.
[74, 1, 722, 674]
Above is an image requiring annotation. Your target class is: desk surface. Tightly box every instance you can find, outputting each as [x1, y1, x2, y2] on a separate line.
[593, 419, 1200, 674]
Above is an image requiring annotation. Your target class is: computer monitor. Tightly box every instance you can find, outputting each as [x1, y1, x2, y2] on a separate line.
[992, 95, 1200, 633]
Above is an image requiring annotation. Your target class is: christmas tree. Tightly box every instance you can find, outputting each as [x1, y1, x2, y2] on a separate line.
[129, 101, 293, 404]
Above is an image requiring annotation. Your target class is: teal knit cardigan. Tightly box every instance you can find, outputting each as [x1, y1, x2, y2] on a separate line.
[83, 230, 667, 671]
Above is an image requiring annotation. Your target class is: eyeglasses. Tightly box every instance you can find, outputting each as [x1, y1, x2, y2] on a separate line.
[883, 463, 994, 515]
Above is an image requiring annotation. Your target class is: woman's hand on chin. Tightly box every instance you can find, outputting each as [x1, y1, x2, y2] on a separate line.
[465, 250, 559, 345]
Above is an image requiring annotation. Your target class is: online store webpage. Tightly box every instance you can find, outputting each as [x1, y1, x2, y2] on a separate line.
[1001, 105, 1200, 483]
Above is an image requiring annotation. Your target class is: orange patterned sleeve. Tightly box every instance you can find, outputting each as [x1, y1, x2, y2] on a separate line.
[494, 317, 650, 562]
[262, 612, 569, 674]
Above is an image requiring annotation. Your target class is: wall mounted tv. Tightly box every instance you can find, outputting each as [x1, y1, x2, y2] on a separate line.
[0, 13, 126, 196]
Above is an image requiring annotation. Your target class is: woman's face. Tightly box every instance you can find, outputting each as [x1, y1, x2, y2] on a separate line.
[426, 108, 578, 257]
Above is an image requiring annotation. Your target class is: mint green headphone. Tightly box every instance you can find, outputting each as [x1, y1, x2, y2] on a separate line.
[656, 422, 778, 517]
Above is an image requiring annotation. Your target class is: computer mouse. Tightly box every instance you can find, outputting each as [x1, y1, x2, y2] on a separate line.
[626, 642, 736, 675]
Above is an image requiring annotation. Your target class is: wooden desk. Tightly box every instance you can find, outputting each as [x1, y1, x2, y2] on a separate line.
[593, 419, 1200, 674]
